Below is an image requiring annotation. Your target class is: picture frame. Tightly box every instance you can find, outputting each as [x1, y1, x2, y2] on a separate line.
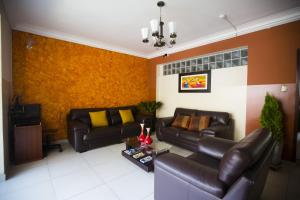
[178, 70, 211, 93]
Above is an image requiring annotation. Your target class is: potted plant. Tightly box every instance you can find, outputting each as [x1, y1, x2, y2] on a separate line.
[259, 93, 284, 169]
[138, 101, 163, 116]
[138, 101, 163, 132]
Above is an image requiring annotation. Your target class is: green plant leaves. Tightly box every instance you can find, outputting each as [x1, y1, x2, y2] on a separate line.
[259, 93, 283, 142]
[138, 101, 163, 113]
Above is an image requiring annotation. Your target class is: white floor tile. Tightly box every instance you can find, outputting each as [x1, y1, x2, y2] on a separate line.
[11, 158, 48, 170]
[143, 193, 154, 200]
[0, 165, 50, 195]
[0, 180, 57, 200]
[47, 154, 89, 178]
[107, 143, 126, 153]
[52, 168, 103, 200]
[80, 147, 120, 166]
[68, 185, 118, 200]
[107, 171, 154, 200]
[93, 157, 137, 182]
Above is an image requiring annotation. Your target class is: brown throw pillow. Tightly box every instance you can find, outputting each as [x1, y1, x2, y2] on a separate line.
[171, 115, 191, 129]
[188, 115, 210, 131]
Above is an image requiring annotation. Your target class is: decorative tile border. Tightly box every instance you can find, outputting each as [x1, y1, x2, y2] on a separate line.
[162, 47, 248, 76]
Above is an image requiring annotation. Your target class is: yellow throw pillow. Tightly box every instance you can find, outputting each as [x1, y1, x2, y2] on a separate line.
[119, 109, 135, 124]
[89, 111, 108, 127]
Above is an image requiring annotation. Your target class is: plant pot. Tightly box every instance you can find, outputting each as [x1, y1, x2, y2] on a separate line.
[271, 141, 283, 170]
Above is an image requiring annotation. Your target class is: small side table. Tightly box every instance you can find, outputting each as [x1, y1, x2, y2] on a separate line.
[43, 128, 63, 156]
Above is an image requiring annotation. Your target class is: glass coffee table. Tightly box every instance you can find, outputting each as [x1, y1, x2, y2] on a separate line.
[121, 137, 172, 172]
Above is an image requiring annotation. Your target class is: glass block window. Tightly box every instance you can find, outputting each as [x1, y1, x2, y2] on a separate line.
[162, 47, 248, 76]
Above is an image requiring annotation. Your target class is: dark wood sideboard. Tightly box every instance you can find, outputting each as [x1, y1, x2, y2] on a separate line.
[14, 124, 43, 164]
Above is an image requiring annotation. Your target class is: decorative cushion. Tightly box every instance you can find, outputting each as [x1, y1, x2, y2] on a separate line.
[119, 109, 135, 124]
[89, 111, 108, 127]
[171, 115, 190, 129]
[108, 109, 122, 125]
[188, 115, 210, 131]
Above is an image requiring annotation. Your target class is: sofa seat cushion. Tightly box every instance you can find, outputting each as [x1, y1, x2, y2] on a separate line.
[187, 153, 220, 170]
[161, 127, 183, 138]
[179, 130, 202, 143]
[87, 126, 121, 140]
[121, 122, 140, 138]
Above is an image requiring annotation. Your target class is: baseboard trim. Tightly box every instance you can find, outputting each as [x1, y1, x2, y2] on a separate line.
[0, 173, 6, 182]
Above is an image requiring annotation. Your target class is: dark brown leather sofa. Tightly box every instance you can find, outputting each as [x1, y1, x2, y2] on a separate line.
[154, 128, 275, 200]
[67, 105, 143, 152]
[156, 108, 234, 152]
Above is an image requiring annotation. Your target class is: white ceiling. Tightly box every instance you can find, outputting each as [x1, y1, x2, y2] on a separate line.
[3, 0, 300, 58]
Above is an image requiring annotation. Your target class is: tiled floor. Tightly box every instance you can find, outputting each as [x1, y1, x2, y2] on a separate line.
[261, 161, 300, 200]
[0, 140, 192, 200]
[1, 139, 299, 200]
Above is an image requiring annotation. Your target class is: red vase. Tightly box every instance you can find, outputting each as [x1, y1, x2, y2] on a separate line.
[138, 124, 145, 142]
[144, 128, 152, 145]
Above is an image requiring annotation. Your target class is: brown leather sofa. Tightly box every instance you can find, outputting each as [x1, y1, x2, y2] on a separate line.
[67, 105, 144, 152]
[156, 108, 234, 152]
[154, 128, 275, 200]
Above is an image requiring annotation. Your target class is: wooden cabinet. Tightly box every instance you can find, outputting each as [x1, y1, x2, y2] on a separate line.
[14, 124, 43, 164]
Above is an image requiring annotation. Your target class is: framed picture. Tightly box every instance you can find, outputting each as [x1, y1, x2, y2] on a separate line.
[178, 71, 211, 93]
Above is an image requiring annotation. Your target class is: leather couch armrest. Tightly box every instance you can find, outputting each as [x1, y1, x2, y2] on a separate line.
[198, 137, 236, 159]
[67, 120, 90, 152]
[155, 117, 174, 141]
[156, 117, 174, 127]
[68, 120, 90, 133]
[155, 153, 226, 198]
[200, 119, 234, 140]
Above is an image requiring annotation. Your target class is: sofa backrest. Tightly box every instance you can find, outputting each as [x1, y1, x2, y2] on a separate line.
[69, 105, 138, 126]
[174, 108, 230, 126]
[218, 128, 272, 186]
[107, 106, 138, 125]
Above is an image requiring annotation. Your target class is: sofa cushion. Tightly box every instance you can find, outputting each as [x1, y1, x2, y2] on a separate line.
[174, 108, 197, 117]
[188, 153, 220, 170]
[89, 111, 109, 127]
[179, 130, 201, 143]
[171, 115, 190, 129]
[119, 109, 135, 124]
[188, 115, 210, 131]
[87, 126, 121, 140]
[108, 109, 123, 125]
[162, 127, 182, 137]
[70, 108, 105, 121]
[218, 128, 271, 186]
[121, 122, 141, 138]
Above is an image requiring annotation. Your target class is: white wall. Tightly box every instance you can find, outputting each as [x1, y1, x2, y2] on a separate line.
[156, 66, 248, 141]
[0, 1, 12, 182]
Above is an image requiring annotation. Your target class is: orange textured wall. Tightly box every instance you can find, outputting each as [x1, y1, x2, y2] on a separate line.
[13, 31, 152, 140]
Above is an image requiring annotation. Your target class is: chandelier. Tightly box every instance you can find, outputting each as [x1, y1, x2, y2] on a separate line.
[141, 1, 177, 48]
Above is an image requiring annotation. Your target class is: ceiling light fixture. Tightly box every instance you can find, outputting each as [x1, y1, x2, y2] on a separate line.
[141, 1, 177, 48]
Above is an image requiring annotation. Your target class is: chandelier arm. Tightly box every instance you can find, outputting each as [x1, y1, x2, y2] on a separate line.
[141, 1, 176, 49]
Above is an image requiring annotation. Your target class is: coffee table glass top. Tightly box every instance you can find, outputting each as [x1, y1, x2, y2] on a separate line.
[121, 136, 172, 172]
[124, 136, 172, 155]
